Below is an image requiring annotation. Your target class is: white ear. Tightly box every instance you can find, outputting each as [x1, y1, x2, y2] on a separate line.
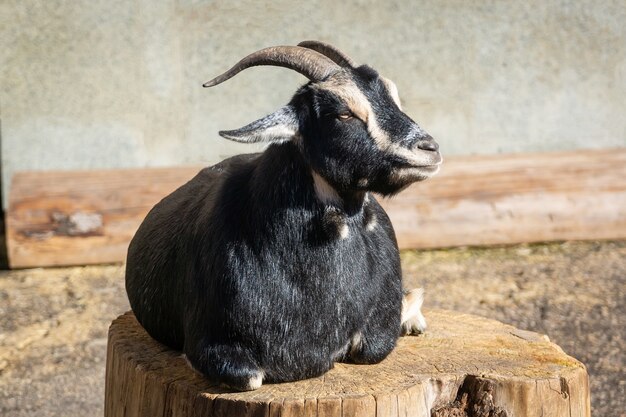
[219, 106, 299, 143]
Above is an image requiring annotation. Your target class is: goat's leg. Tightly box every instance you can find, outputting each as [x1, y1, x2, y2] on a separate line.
[346, 288, 426, 364]
[347, 327, 398, 365]
[400, 288, 427, 335]
[184, 342, 264, 391]
[346, 288, 402, 364]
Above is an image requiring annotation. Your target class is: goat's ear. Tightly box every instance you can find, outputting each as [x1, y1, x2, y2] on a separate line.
[219, 106, 299, 144]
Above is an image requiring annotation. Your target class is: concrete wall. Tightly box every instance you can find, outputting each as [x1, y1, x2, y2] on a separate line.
[1, 0, 625, 207]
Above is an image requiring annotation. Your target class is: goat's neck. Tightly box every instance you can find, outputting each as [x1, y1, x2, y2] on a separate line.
[311, 170, 366, 216]
[254, 143, 366, 216]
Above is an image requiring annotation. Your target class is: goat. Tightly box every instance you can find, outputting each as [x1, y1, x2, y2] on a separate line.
[125, 41, 441, 391]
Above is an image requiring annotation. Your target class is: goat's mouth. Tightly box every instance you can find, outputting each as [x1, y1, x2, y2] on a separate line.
[390, 162, 442, 184]
[398, 162, 441, 170]
[392, 151, 442, 171]
[403, 164, 441, 176]
[396, 161, 442, 175]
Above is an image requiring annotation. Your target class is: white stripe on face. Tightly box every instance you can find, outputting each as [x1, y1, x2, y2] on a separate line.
[315, 74, 437, 167]
[381, 77, 402, 109]
[316, 73, 391, 146]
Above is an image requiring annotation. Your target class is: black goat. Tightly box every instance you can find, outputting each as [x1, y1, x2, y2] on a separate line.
[125, 41, 441, 391]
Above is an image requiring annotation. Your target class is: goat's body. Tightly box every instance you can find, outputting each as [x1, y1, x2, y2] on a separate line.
[127, 41, 440, 390]
[126, 143, 403, 385]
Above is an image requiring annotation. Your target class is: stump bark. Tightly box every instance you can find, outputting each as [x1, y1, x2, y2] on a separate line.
[104, 310, 590, 417]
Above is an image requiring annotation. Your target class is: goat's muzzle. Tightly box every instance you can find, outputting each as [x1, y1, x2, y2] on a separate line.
[397, 139, 443, 180]
[415, 136, 439, 152]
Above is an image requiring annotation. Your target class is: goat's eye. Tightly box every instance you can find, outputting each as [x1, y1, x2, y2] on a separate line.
[337, 112, 354, 121]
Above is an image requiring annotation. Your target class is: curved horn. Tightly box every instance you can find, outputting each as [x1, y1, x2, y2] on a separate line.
[297, 40, 357, 68]
[203, 46, 340, 88]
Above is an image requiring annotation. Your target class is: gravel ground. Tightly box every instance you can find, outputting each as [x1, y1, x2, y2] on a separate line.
[0, 240, 624, 416]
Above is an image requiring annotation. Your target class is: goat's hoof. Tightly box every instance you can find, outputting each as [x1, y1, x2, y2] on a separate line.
[220, 370, 264, 391]
[401, 288, 427, 336]
[401, 315, 427, 335]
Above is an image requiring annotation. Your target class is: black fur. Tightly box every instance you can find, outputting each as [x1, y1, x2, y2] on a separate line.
[125, 63, 441, 390]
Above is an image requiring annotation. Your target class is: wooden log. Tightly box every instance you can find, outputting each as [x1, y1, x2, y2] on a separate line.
[7, 148, 626, 268]
[6, 166, 197, 268]
[104, 310, 590, 417]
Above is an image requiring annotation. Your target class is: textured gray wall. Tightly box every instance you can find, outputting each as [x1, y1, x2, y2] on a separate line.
[1, 0, 625, 207]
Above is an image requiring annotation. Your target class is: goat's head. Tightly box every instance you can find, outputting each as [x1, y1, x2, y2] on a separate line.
[204, 41, 442, 196]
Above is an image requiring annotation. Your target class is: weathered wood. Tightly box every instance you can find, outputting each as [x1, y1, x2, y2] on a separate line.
[104, 310, 590, 417]
[379, 148, 626, 249]
[7, 166, 198, 268]
[7, 148, 626, 268]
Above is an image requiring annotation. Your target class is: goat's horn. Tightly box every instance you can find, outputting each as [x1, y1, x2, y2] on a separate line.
[297, 40, 357, 68]
[203, 46, 340, 88]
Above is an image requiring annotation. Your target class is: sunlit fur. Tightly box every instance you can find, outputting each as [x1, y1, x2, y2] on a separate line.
[125, 61, 441, 391]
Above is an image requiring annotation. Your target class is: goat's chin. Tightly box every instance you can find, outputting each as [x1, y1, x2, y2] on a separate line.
[372, 166, 440, 196]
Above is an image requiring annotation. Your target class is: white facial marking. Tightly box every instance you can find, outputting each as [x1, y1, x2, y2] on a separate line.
[317, 73, 438, 168]
[381, 76, 402, 109]
[401, 288, 427, 335]
[389, 164, 441, 184]
[391, 143, 443, 168]
[312, 171, 342, 205]
[318, 78, 391, 149]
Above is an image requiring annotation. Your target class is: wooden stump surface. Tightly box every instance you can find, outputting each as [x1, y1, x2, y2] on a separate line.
[104, 310, 590, 417]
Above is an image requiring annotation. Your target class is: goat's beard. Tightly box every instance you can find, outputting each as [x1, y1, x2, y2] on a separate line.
[366, 166, 437, 197]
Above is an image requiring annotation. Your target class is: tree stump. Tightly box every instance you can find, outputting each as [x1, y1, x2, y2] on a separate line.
[104, 310, 590, 417]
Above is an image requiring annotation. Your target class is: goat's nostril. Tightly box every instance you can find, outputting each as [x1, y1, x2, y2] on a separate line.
[416, 139, 439, 152]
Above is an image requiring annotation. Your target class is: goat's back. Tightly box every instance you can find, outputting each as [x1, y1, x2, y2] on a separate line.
[125, 154, 259, 349]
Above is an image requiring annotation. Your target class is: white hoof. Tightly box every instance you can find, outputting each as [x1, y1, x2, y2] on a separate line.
[401, 288, 427, 335]
[244, 371, 264, 390]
